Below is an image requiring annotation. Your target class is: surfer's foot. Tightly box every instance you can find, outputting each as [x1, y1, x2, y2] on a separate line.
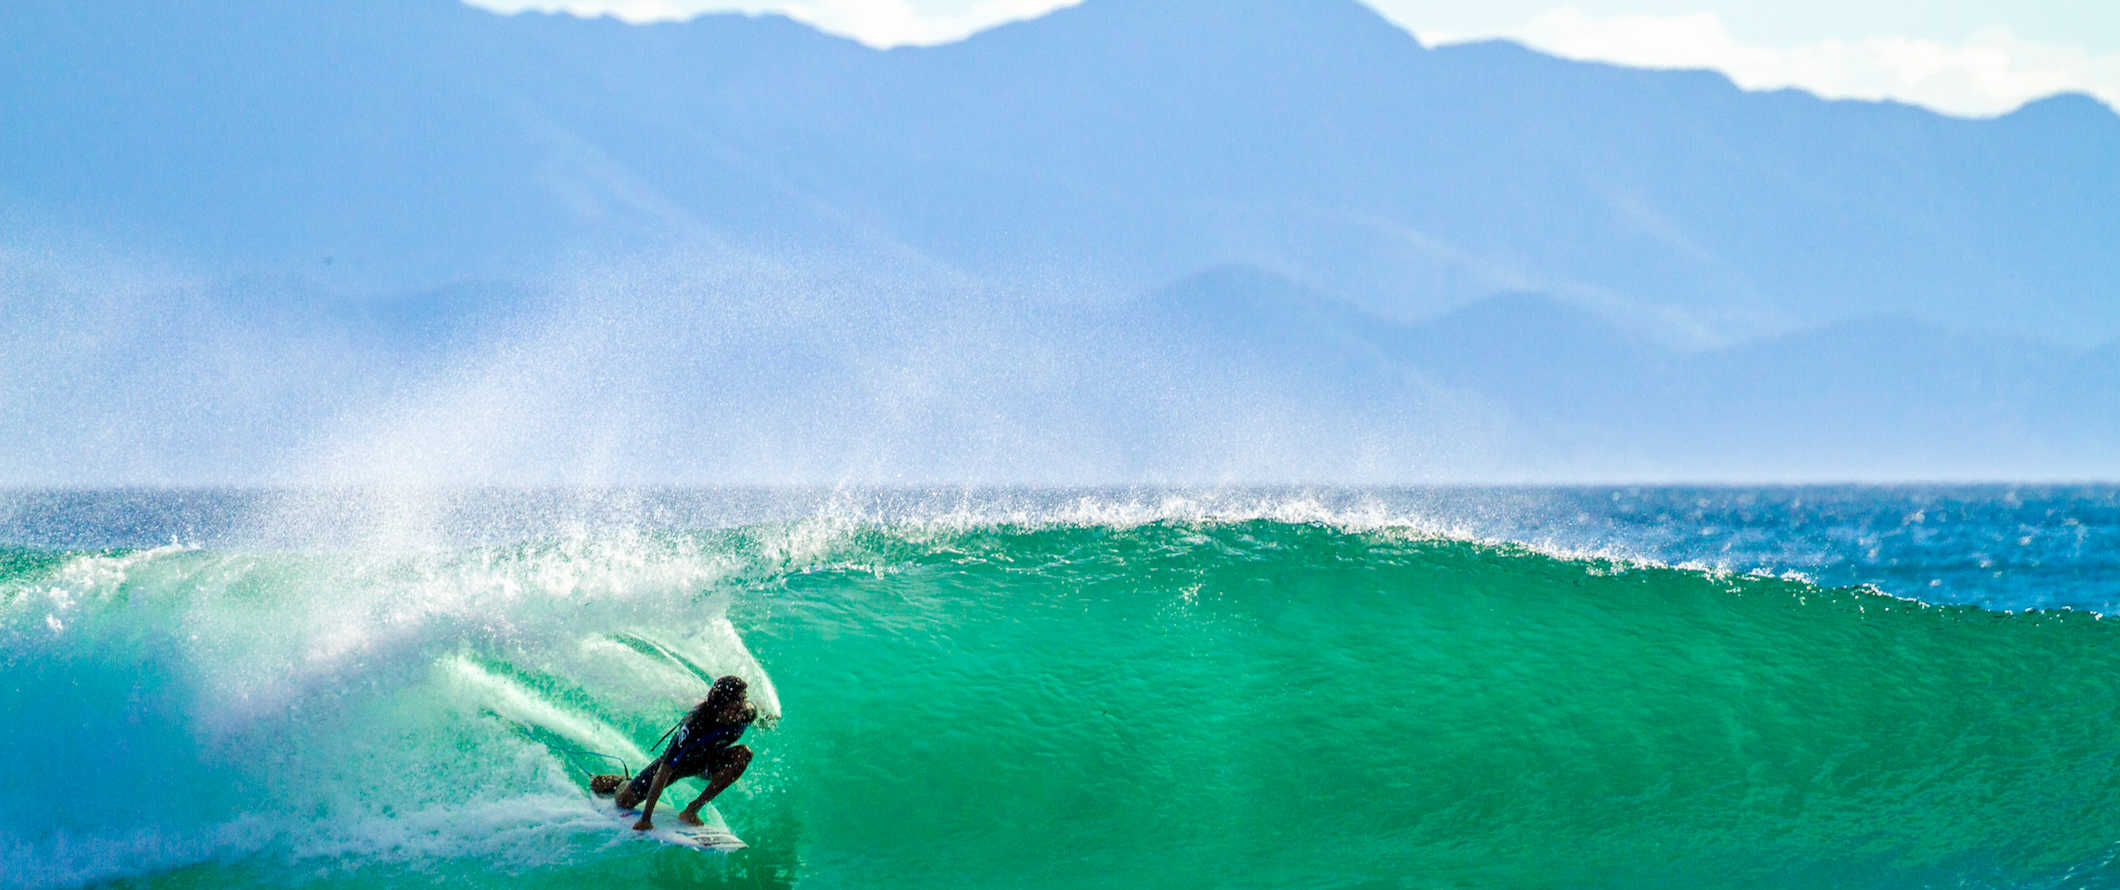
[678, 809, 706, 827]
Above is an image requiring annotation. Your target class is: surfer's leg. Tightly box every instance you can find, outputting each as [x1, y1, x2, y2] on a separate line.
[615, 756, 667, 809]
[679, 746, 752, 824]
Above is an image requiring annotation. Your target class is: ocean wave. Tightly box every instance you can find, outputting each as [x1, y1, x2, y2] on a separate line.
[3, 517, 2118, 888]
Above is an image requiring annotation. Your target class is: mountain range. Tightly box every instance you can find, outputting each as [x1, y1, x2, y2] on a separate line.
[3, 0, 2115, 483]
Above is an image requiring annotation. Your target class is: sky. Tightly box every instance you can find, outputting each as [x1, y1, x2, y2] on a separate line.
[463, 0, 2120, 117]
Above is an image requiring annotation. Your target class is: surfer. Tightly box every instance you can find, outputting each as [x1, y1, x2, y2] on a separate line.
[610, 675, 758, 831]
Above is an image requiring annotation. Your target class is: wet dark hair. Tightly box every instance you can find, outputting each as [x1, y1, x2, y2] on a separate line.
[692, 675, 747, 723]
[707, 675, 747, 707]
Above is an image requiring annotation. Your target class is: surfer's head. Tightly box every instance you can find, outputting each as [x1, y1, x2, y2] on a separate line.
[702, 675, 748, 718]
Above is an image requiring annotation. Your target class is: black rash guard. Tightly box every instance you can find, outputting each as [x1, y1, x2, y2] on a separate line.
[621, 705, 755, 801]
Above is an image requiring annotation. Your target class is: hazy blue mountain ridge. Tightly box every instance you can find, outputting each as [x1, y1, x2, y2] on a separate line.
[7, 0, 2114, 337]
[3, 0, 2115, 482]
[1103, 268, 2119, 478]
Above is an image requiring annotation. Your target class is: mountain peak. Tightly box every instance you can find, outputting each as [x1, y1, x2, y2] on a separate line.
[2001, 91, 2119, 125]
[964, 0, 1422, 51]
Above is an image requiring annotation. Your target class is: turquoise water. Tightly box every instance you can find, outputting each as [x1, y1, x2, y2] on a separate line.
[3, 489, 2118, 888]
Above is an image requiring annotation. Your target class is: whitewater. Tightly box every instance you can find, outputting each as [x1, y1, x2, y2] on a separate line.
[2, 487, 2117, 889]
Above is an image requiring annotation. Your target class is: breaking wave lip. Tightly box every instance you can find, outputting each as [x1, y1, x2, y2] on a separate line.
[10, 485, 2110, 611]
[2, 489, 2026, 630]
[665, 492, 1989, 613]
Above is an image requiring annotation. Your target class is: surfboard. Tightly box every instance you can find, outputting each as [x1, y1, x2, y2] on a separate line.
[606, 802, 747, 851]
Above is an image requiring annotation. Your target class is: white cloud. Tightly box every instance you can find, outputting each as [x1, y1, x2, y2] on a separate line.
[482, 0, 699, 22]
[1437, 7, 2120, 117]
[780, 0, 1078, 46]
[468, 0, 2118, 116]
[468, 0, 1079, 46]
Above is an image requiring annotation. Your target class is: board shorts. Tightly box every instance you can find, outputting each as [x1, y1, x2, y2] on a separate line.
[621, 742, 744, 801]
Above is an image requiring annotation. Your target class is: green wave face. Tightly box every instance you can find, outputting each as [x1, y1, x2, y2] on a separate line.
[5, 520, 2119, 889]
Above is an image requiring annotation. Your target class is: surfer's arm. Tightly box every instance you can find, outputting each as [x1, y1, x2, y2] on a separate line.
[632, 760, 674, 831]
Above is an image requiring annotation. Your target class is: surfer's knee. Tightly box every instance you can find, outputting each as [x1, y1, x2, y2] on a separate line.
[723, 745, 752, 774]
